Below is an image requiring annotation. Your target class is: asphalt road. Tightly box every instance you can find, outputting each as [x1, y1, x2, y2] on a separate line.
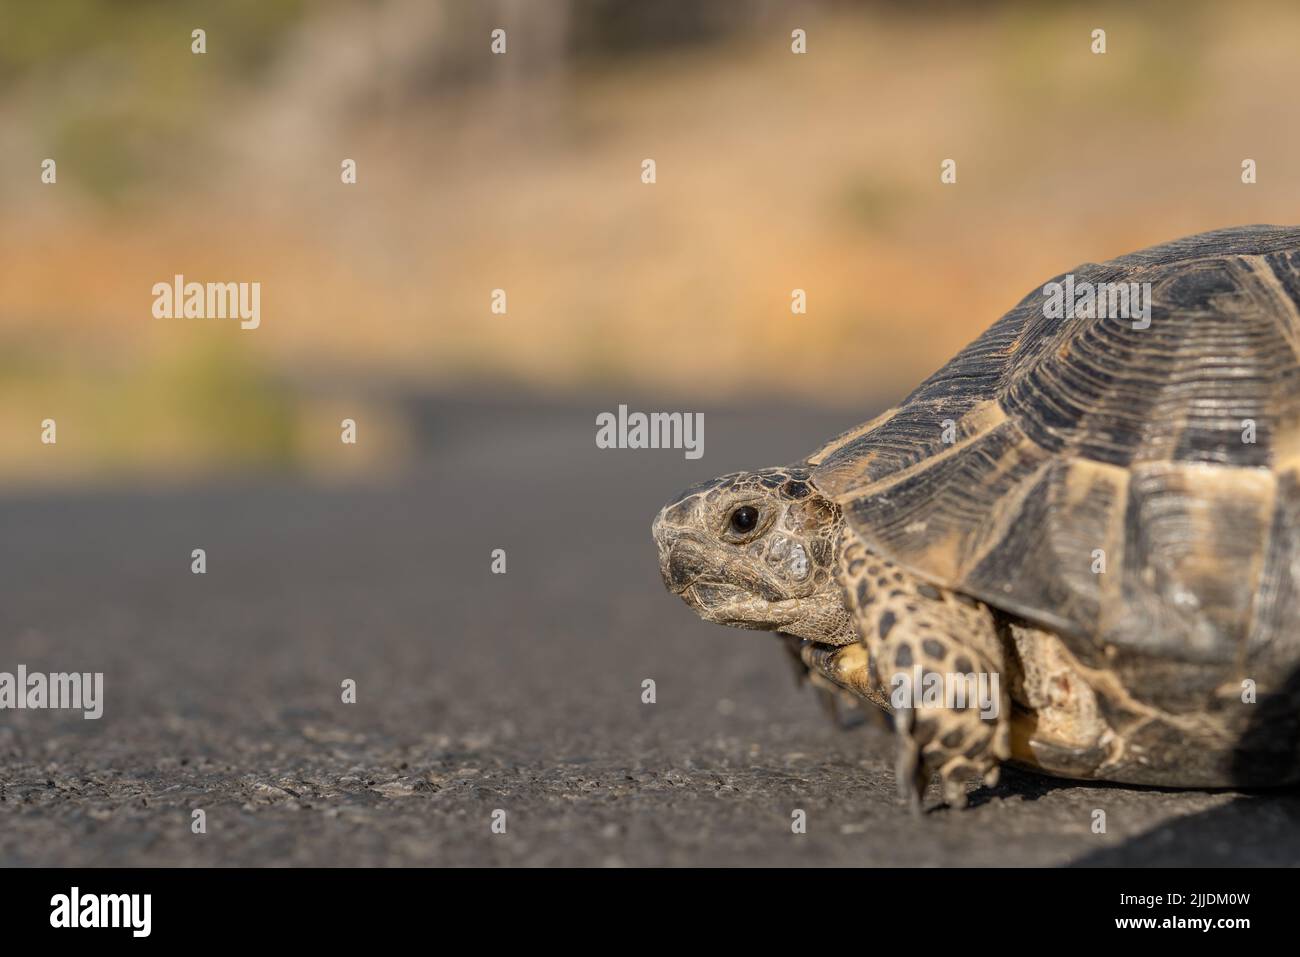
[1, 393, 1298, 866]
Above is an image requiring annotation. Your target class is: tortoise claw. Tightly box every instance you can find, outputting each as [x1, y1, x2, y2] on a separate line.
[893, 708, 929, 813]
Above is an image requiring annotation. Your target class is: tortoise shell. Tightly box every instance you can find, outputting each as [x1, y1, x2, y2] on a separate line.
[808, 225, 1300, 705]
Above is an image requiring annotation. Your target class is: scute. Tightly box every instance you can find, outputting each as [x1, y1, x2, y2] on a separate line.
[810, 225, 1300, 692]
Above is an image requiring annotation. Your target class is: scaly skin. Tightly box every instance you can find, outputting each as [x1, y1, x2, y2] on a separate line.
[652, 462, 1294, 802]
[653, 466, 1014, 809]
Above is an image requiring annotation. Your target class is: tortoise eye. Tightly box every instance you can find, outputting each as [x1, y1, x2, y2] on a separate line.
[729, 505, 759, 534]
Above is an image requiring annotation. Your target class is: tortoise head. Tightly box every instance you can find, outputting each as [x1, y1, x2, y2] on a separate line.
[652, 466, 855, 645]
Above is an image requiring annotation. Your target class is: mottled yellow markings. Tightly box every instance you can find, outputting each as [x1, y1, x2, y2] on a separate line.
[1272, 417, 1300, 475]
[953, 446, 1052, 580]
[1060, 456, 1130, 510]
[826, 400, 1008, 500]
[806, 405, 900, 466]
[1135, 462, 1274, 653]
[1062, 458, 1131, 641]
[1241, 254, 1300, 366]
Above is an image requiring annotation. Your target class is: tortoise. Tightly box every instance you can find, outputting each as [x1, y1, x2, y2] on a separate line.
[652, 224, 1300, 809]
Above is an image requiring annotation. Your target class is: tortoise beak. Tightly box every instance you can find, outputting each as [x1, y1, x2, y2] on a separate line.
[654, 518, 750, 613]
[652, 495, 712, 597]
[652, 507, 691, 594]
[659, 539, 723, 608]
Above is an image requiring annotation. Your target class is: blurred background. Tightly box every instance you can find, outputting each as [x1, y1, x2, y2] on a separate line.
[3, 0, 1298, 485]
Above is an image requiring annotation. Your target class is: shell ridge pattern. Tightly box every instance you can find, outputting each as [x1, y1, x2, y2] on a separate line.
[811, 226, 1300, 674]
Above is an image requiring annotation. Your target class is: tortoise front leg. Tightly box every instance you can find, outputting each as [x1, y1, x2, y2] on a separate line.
[837, 530, 1011, 811]
[781, 632, 890, 730]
